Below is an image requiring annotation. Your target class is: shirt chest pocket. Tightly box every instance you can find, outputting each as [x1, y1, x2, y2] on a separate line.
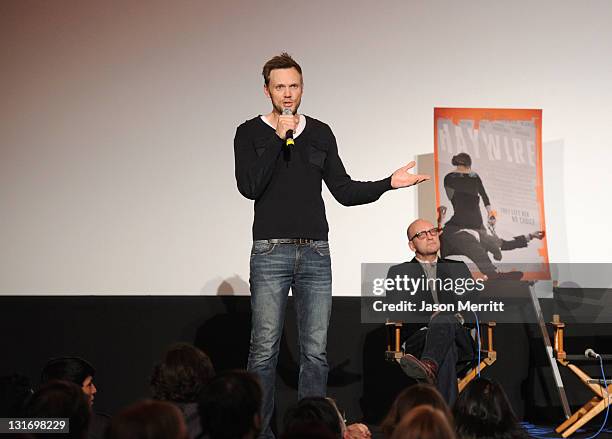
[308, 139, 328, 170]
[254, 137, 269, 157]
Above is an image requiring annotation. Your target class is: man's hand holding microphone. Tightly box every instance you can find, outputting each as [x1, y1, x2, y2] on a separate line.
[276, 108, 298, 146]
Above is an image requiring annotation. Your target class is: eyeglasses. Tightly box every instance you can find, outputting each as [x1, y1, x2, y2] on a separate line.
[409, 227, 440, 241]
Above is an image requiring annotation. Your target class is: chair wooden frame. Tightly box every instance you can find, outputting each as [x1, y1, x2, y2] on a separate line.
[551, 315, 612, 438]
[384, 320, 497, 392]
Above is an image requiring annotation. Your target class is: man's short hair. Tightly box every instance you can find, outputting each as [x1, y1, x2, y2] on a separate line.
[283, 397, 343, 439]
[150, 343, 215, 403]
[262, 52, 302, 86]
[198, 371, 262, 439]
[24, 380, 90, 439]
[41, 357, 95, 386]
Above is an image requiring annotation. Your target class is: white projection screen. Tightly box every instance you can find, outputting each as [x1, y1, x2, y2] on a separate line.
[1, 0, 611, 295]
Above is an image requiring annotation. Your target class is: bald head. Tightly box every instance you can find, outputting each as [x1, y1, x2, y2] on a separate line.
[407, 219, 435, 240]
[407, 219, 440, 261]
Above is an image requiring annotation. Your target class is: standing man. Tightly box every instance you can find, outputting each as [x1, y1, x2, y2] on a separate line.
[234, 53, 429, 438]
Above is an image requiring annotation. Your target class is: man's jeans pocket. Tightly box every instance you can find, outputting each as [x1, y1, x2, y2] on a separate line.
[251, 240, 277, 256]
[312, 240, 330, 257]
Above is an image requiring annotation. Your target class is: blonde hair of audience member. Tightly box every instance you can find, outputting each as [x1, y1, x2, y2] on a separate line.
[390, 405, 456, 439]
[381, 384, 453, 438]
[107, 400, 187, 439]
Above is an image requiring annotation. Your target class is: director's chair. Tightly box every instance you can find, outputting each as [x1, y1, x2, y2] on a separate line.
[384, 320, 497, 392]
[550, 315, 612, 438]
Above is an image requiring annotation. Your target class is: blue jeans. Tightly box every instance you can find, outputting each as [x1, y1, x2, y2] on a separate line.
[247, 240, 332, 439]
[421, 313, 462, 405]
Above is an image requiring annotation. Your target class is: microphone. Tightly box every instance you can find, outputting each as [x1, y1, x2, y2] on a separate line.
[282, 107, 294, 146]
[585, 348, 601, 359]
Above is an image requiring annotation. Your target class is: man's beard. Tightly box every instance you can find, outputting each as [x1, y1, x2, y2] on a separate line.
[273, 100, 300, 115]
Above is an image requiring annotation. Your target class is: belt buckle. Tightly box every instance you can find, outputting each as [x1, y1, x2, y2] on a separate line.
[299, 238, 310, 245]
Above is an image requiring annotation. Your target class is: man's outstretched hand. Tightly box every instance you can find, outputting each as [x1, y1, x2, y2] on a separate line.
[391, 161, 431, 188]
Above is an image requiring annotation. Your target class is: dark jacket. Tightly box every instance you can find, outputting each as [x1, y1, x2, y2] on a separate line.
[385, 257, 477, 317]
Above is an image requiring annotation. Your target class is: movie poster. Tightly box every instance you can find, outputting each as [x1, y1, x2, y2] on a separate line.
[434, 108, 549, 279]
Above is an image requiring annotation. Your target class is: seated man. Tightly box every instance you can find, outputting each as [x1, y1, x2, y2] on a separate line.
[386, 219, 476, 406]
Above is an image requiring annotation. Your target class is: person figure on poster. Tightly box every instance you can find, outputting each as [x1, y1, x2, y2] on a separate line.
[386, 219, 476, 406]
[233, 52, 430, 438]
[440, 153, 505, 277]
[439, 153, 544, 277]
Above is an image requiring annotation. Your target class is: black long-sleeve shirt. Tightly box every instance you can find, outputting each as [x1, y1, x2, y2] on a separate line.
[444, 171, 490, 229]
[234, 115, 392, 240]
